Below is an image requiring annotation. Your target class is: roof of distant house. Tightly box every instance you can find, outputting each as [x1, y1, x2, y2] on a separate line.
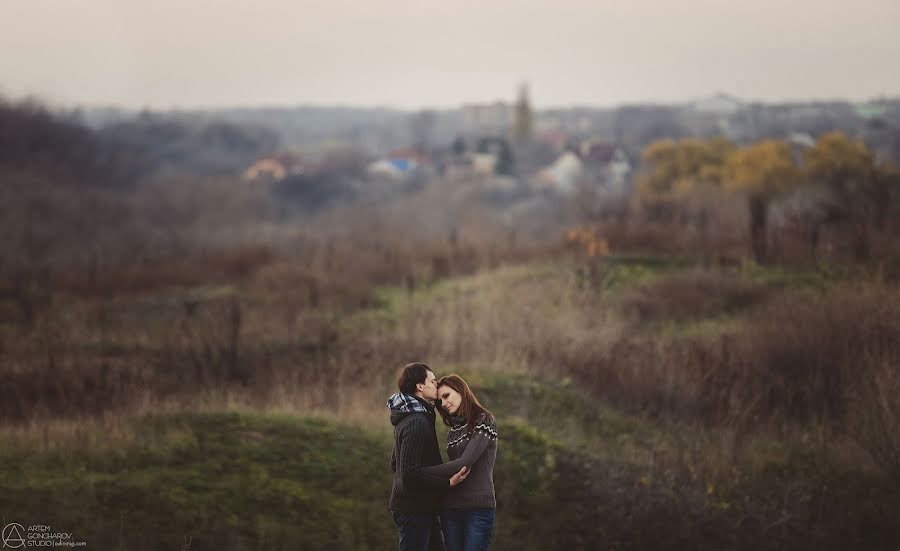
[787, 132, 815, 148]
[242, 151, 314, 182]
[580, 141, 619, 163]
[855, 102, 888, 120]
[691, 93, 744, 115]
[387, 148, 430, 164]
[243, 159, 289, 182]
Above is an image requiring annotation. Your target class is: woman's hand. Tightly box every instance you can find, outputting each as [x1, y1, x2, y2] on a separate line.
[449, 466, 469, 487]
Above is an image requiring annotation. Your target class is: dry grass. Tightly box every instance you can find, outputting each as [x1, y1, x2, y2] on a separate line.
[0, 377, 398, 453]
[618, 268, 772, 323]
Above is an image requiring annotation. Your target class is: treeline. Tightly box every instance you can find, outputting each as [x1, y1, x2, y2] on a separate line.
[0, 97, 280, 187]
[0, 98, 145, 188]
[626, 133, 900, 265]
[99, 112, 279, 178]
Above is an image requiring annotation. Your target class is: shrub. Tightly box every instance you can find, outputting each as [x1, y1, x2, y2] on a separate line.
[618, 268, 771, 323]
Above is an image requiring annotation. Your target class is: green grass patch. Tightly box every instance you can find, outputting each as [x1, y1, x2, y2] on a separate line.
[0, 412, 396, 550]
[739, 261, 858, 291]
[598, 254, 693, 290]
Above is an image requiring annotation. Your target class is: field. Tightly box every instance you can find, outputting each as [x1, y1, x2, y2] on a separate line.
[3, 245, 900, 550]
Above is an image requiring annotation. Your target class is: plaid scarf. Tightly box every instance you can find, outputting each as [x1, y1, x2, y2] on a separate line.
[387, 392, 430, 414]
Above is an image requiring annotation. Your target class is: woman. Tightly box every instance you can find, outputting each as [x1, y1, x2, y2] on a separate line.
[433, 374, 498, 551]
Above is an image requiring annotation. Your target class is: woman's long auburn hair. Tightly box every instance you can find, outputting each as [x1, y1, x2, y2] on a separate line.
[436, 374, 493, 433]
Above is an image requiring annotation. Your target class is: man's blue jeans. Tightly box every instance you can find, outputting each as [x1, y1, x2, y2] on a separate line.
[392, 512, 446, 551]
[439, 508, 495, 551]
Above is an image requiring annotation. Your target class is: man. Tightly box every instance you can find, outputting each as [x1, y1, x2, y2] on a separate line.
[388, 362, 469, 551]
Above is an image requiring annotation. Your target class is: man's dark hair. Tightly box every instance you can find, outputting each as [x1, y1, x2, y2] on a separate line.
[397, 362, 433, 395]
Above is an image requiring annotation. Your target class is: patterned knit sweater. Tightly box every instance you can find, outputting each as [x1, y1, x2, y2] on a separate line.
[421, 413, 498, 509]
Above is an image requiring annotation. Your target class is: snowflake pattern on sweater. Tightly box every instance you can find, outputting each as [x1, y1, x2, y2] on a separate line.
[447, 414, 498, 448]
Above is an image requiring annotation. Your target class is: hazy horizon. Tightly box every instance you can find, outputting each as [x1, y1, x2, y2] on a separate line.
[2, 0, 899, 111]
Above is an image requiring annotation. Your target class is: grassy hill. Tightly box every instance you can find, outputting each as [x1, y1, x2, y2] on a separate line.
[2, 371, 897, 550]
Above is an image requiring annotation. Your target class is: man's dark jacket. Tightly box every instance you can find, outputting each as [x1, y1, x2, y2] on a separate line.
[388, 394, 448, 513]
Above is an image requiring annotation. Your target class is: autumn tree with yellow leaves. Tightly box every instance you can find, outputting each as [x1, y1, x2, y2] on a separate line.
[804, 132, 884, 260]
[636, 137, 737, 239]
[724, 140, 800, 264]
[638, 137, 736, 198]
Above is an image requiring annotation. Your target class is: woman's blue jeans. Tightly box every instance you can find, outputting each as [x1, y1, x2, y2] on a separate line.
[439, 508, 495, 551]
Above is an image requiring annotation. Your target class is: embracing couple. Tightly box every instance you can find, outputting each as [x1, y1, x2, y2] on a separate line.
[388, 362, 499, 551]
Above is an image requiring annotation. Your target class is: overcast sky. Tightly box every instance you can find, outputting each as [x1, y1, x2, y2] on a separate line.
[1, 0, 898, 110]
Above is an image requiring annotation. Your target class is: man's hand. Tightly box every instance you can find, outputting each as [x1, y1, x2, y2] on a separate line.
[449, 466, 469, 487]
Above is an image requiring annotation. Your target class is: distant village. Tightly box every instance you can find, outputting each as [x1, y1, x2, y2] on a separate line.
[233, 85, 897, 200]
[79, 85, 900, 209]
